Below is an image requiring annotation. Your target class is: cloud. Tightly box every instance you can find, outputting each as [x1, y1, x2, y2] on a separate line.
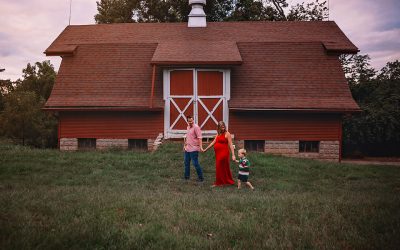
[0, 0, 97, 80]
[0, 33, 20, 57]
[369, 50, 400, 71]
[361, 29, 400, 52]
[287, 0, 400, 70]
[330, 0, 400, 70]
[0, 0, 399, 80]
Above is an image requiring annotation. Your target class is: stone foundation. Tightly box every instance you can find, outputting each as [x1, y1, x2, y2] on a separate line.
[60, 138, 78, 151]
[318, 141, 340, 161]
[96, 139, 128, 150]
[266, 141, 299, 157]
[60, 135, 164, 152]
[234, 140, 340, 162]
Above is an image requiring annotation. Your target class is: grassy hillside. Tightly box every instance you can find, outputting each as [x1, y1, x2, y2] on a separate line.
[1, 141, 399, 249]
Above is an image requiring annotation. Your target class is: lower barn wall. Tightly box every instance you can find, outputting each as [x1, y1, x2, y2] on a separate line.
[60, 111, 163, 139]
[58, 110, 342, 161]
[235, 140, 339, 162]
[230, 112, 342, 140]
[59, 111, 164, 151]
[60, 138, 164, 151]
[230, 112, 342, 161]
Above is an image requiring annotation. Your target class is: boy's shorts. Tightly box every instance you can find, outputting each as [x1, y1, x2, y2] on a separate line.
[238, 174, 248, 182]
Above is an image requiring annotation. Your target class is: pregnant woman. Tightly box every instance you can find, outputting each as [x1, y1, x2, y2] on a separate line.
[204, 121, 236, 186]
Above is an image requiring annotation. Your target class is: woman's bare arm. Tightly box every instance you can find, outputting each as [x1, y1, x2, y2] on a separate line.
[204, 136, 217, 152]
[226, 132, 236, 161]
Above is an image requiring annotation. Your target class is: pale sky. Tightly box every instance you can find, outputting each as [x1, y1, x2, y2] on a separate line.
[0, 0, 399, 80]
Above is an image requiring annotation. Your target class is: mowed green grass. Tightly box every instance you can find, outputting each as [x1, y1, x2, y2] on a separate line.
[1, 141, 399, 249]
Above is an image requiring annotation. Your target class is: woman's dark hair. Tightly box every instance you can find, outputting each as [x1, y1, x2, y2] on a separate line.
[217, 121, 226, 135]
[186, 115, 193, 121]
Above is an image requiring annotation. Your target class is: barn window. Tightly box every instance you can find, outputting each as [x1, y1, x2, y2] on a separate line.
[78, 138, 96, 150]
[299, 141, 320, 153]
[128, 139, 148, 151]
[244, 140, 265, 152]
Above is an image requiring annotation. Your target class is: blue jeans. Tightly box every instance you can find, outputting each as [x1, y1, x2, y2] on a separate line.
[184, 151, 204, 181]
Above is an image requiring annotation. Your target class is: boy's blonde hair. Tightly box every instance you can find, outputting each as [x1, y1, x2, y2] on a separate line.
[238, 148, 247, 156]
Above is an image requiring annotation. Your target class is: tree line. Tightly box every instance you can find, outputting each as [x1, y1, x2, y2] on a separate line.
[341, 56, 400, 156]
[94, 0, 328, 23]
[1, 0, 399, 156]
[0, 61, 58, 147]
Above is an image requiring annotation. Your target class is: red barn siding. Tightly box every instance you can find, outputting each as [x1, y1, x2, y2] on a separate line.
[170, 70, 193, 95]
[60, 111, 163, 139]
[197, 71, 223, 96]
[230, 112, 342, 141]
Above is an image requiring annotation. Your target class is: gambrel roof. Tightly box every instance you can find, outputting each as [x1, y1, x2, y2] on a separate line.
[44, 21, 360, 112]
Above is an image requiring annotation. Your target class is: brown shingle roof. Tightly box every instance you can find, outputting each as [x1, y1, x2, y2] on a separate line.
[45, 21, 358, 52]
[45, 43, 164, 109]
[230, 42, 359, 111]
[45, 45, 77, 56]
[45, 21, 359, 111]
[151, 41, 242, 65]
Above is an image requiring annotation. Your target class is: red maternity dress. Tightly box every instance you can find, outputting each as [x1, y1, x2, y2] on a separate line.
[213, 133, 235, 186]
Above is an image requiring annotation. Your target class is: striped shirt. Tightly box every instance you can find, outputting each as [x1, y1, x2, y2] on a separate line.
[238, 157, 250, 176]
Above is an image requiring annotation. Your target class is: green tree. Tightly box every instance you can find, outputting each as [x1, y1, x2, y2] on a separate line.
[132, 0, 191, 22]
[0, 61, 58, 148]
[1, 91, 52, 146]
[342, 57, 400, 156]
[19, 61, 57, 100]
[228, 0, 270, 21]
[94, 0, 135, 23]
[94, 0, 327, 23]
[340, 54, 376, 85]
[378, 60, 400, 80]
[0, 79, 15, 112]
[287, 0, 327, 21]
[94, 0, 232, 23]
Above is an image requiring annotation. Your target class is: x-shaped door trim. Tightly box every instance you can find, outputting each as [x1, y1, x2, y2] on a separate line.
[169, 97, 194, 130]
[197, 98, 223, 129]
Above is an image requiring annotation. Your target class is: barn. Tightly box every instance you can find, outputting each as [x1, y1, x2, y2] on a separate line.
[44, 1, 360, 161]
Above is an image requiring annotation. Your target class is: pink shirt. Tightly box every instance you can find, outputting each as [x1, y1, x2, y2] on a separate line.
[185, 124, 202, 152]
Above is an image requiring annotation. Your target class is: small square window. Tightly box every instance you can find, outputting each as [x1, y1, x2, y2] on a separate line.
[299, 141, 320, 153]
[128, 139, 148, 151]
[244, 140, 265, 152]
[78, 138, 96, 150]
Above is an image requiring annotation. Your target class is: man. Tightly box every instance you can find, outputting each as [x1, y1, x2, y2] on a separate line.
[183, 115, 204, 182]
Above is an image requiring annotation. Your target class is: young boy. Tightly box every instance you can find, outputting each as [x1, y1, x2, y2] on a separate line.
[236, 149, 255, 190]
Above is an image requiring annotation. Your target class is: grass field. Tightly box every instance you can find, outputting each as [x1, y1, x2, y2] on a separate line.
[1, 141, 399, 249]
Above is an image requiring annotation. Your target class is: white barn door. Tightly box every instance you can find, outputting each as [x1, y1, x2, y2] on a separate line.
[163, 69, 230, 139]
